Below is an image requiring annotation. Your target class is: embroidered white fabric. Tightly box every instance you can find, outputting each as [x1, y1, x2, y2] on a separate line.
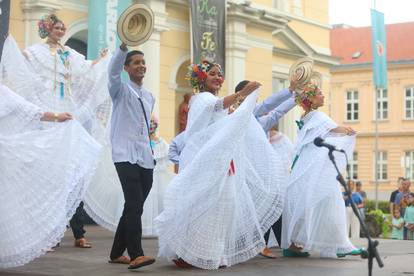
[267, 132, 294, 248]
[155, 90, 287, 269]
[270, 132, 294, 175]
[0, 36, 124, 232]
[142, 138, 175, 236]
[281, 111, 357, 258]
[0, 84, 101, 268]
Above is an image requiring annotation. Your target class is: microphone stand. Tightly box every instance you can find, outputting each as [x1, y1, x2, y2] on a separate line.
[327, 149, 383, 276]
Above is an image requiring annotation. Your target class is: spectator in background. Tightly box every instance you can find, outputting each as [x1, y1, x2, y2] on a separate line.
[394, 179, 413, 216]
[403, 195, 414, 240]
[344, 180, 364, 238]
[355, 181, 367, 220]
[395, 179, 414, 239]
[390, 177, 404, 215]
[391, 208, 404, 240]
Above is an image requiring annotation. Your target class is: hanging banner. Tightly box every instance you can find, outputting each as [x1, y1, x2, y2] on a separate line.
[0, 0, 11, 61]
[87, 0, 132, 59]
[190, 0, 226, 74]
[370, 9, 388, 89]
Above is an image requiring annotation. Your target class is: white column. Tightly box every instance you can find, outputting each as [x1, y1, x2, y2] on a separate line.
[141, 30, 162, 116]
[226, 18, 249, 95]
[20, 0, 62, 47]
[137, 0, 169, 117]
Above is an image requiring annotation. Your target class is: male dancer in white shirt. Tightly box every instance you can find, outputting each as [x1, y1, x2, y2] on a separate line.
[108, 42, 156, 270]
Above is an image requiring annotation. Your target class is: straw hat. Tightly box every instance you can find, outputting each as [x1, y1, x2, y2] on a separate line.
[117, 4, 154, 46]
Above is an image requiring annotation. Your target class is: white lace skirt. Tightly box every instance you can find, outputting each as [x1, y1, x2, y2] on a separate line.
[142, 168, 174, 237]
[0, 121, 101, 268]
[83, 145, 124, 232]
[281, 135, 357, 258]
[155, 94, 286, 269]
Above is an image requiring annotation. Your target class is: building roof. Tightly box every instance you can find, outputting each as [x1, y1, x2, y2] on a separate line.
[330, 21, 414, 65]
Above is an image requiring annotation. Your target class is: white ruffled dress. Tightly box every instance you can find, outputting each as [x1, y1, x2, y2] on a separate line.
[0, 35, 124, 232]
[281, 111, 357, 258]
[0, 84, 101, 268]
[155, 91, 287, 269]
[142, 138, 174, 237]
[270, 132, 294, 175]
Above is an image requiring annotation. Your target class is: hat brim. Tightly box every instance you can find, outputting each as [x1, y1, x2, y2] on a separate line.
[117, 4, 154, 46]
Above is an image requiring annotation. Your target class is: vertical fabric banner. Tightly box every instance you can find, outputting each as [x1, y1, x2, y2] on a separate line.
[370, 9, 388, 89]
[190, 0, 226, 74]
[0, 0, 11, 61]
[87, 0, 132, 60]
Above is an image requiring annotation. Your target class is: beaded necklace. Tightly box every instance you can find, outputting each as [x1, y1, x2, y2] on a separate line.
[49, 41, 71, 99]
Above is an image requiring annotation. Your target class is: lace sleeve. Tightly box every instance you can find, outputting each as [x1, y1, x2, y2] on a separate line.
[0, 84, 43, 133]
[214, 97, 224, 112]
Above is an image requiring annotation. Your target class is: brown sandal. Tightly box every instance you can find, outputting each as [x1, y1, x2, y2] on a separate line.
[128, 256, 156, 269]
[260, 247, 277, 259]
[108, 256, 131, 264]
[74, 238, 92, 248]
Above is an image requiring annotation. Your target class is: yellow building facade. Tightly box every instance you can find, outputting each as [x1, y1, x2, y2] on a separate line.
[8, 0, 336, 142]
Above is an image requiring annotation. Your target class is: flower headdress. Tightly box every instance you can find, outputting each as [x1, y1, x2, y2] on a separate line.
[186, 60, 224, 91]
[38, 14, 62, 39]
[295, 71, 322, 110]
[295, 83, 319, 109]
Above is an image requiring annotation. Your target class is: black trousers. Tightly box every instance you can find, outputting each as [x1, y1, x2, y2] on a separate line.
[110, 162, 153, 260]
[70, 201, 86, 240]
[264, 216, 282, 247]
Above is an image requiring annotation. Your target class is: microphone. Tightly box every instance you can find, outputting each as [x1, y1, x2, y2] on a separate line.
[313, 137, 345, 153]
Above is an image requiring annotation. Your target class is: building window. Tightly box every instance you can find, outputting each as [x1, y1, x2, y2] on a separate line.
[348, 152, 358, 180]
[273, 0, 288, 12]
[346, 90, 359, 121]
[292, 0, 303, 16]
[375, 151, 388, 181]
[376, 89, 388, 120]
[405, 151, 414, 180]
[405, 87, 414, 119]
[272, 77, 288, 94]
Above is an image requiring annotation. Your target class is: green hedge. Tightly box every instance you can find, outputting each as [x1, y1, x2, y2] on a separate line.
[365, 209, 391, 238]
[365, 199, 390, 214]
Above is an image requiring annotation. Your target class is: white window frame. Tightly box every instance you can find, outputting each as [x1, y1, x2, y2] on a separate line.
[348, 151, 358, 180]
[292, 0, 303, 16]
[375, 88, 388, 120]
[405, 151, 414, 180]
[405, 87, 414, 119]
[272, 76, 288, 94]
[273, 0, 289, 12]
[346, 90, 359, 122]
[374, 151, 388, 181]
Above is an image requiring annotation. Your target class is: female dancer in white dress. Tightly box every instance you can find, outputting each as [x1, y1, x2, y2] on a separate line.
[281, 75, 364, 258]
[0, 84, 101, 268]
[0, 14, 124, 235]
[155, 61, 287, 269]
[142, 116, 174, 236]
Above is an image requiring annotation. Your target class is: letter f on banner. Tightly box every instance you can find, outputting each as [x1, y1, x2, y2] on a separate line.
[370, 9, 388, 89]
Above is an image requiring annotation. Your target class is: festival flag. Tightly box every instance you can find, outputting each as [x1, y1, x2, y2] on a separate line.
[370, 9, 388, 89]
[190, 0, 226, 74]
[87, 0, 132, 59]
